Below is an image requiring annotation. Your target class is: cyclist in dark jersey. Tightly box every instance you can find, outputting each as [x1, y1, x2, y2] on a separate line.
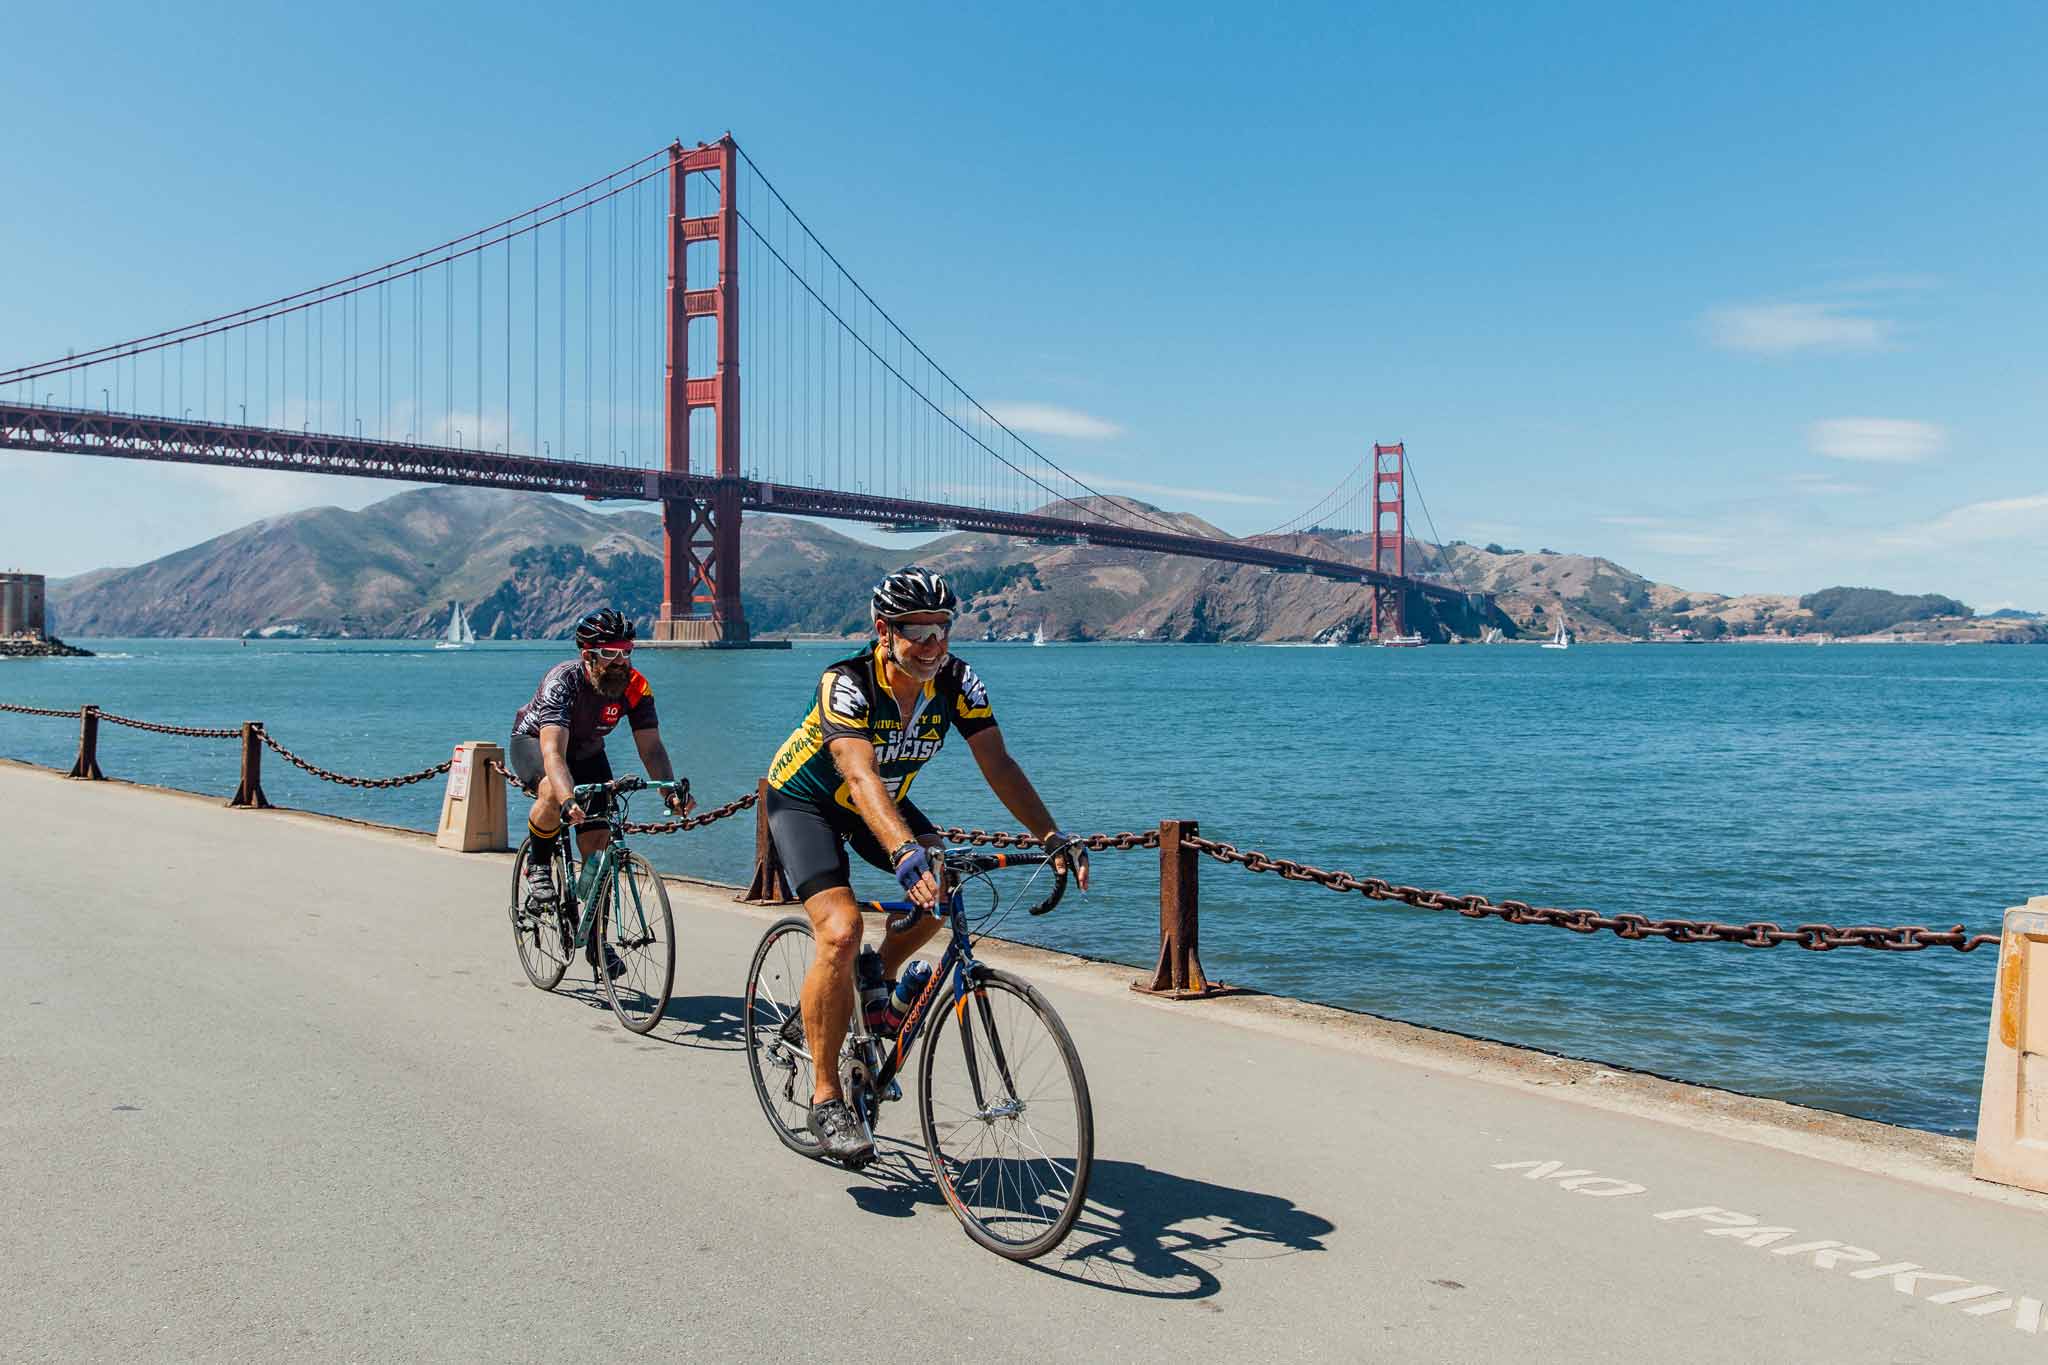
[510, 609, 694, 973]
[765, 566, 1089, 1164]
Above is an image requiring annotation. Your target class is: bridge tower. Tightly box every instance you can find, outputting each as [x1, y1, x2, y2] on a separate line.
[653, 136, 757, 647]
[1369, 442, 1406, 640]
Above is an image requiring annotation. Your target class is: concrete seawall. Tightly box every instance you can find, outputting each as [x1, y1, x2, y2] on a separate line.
[7, 759, 2046, 1361]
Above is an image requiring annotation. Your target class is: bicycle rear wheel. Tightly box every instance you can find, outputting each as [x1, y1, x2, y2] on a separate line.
[917, 968, 1093, 1261]
[597, 853, 675, 1034]
[743, 916, 825, 1158]
[509, 838, 570, 992]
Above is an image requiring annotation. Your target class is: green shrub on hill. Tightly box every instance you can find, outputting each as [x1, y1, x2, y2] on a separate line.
[1799, 586, 1971, 636]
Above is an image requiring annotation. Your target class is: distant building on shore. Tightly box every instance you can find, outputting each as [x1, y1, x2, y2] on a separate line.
[1, 571, 48, 640]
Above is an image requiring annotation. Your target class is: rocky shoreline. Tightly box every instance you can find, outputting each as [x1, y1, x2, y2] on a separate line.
[0, 636, 94, 659]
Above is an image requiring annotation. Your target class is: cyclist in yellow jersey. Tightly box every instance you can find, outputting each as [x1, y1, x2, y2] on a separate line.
[763, 566, 1090, 1164]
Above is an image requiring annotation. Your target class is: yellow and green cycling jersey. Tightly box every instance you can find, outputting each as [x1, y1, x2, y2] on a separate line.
[767, 641, 998, 812]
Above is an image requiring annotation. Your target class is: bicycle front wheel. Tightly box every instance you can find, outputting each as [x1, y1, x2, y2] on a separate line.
[509, 838, 570, 992]
[917, 968, 1093, 1261]
[597, 853, 675, 1034]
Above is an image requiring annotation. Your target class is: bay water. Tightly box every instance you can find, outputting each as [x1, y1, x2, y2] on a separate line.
[4, 638, 2041, 1136]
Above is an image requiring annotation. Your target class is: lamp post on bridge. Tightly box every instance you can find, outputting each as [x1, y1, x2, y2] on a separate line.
[647, 134, 784, 651]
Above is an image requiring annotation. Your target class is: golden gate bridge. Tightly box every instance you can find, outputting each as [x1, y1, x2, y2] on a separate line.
[0, 135, 1479, 644]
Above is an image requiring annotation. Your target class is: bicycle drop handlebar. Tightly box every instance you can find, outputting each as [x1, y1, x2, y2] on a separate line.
[882, 846, 1071, 933]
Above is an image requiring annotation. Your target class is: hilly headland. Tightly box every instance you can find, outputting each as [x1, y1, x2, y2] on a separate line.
[42, 486, 2043, 645]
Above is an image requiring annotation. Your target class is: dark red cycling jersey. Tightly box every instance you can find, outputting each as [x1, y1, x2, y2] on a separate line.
[511, 659, 658, 761]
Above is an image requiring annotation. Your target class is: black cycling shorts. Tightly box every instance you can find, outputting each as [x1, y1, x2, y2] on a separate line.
[507, 734, 616, 816]
[764, 785, 938, 903]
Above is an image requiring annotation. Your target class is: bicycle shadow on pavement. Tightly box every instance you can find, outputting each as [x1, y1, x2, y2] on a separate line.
[845, 1142, 1332, 1299]
[654, 993, 748, 1050]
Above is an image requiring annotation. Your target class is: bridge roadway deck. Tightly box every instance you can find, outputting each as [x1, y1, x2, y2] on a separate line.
[5, 762, 2045, 1362]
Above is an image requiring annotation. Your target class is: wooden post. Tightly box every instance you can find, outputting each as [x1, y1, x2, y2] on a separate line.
[1133, 819, 1224, 998]
[227, 722, 271, 809]
[740, 778, 796, 904]
[66, 705, 104, 780]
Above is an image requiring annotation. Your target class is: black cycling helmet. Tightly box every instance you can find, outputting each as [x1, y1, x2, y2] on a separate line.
[574, 608, 636, 650]
[872, 565, 958, 621]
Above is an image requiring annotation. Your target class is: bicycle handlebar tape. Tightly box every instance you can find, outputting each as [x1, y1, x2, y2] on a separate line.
[1974, 896, 2048, 1195]
[436, 741, 509, 852]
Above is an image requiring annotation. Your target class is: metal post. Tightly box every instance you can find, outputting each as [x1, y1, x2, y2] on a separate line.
[1133, 819, 1223, 999]
[67, 704, 104, 780]
[228, 722, 271, 809]
[740, 778, 795, 904]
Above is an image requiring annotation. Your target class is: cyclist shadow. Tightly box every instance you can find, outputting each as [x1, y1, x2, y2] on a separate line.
[847, 1142, 1332, 1299]
[549, 982, 745, 1052]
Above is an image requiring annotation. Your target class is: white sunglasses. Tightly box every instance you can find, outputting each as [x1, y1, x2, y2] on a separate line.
[887, 620, 952, 644]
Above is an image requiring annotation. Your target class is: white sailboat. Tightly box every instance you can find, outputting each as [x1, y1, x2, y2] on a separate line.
[436, 601, 477, 650]
[1541, 616, 1571, 650]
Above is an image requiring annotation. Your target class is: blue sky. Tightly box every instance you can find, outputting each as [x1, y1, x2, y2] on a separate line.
[4, 2, 2044, 608]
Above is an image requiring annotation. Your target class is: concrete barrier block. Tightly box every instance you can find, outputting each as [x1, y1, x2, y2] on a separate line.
[436, 741, 508, 852]
[1973, 896, 2048, 1194]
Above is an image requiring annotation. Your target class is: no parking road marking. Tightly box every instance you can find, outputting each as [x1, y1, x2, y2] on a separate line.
[1492, 1159, 2045, 1340]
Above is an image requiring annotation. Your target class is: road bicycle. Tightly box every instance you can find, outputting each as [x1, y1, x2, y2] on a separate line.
[508, 776, 684, 1034]
[743, 846, 1094, 1261]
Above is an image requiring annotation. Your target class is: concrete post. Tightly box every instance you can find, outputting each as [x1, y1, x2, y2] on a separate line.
[1973, 896, 2048, 1194]
[67, 705, 104, 781]
[435, 741, 507, 851]
[228, 722, 271, 809]
[1133, 819, 1224, 999]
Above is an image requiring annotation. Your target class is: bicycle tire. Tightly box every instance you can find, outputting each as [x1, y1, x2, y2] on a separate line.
[917, 968, 1093, 1261]
[743, 916, 828, 1159]
[509, 838, 570, 992]
[597, 852, 675, 1034]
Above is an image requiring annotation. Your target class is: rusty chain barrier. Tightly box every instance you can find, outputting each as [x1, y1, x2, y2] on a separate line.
[99, 710, 241, 740]
[0, 699, 2004, 957]
[0, 702, 80, 718]
[1178, 833, 1998, 954]
[253, 725, 452, 789]
[943, 826, 1162, 852]
[482, 755, 756, 834]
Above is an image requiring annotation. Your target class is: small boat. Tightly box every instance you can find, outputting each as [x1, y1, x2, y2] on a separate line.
[1031, 623, 1048, 647]
[1481, 627, 1504, 644]
[1378, 633, 1426, 648]
[436, 601, 477, 650]
[1541, 617, 1571, 650]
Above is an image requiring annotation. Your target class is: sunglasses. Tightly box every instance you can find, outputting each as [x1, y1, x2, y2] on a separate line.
[888, 620, 952, 645]
[586, 645, 634, 661]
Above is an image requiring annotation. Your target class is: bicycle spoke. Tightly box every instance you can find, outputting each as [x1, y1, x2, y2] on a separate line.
[919, 971, 1093, 1260]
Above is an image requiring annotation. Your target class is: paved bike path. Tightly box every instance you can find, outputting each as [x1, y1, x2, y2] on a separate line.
[5, 763, 2046, 1362]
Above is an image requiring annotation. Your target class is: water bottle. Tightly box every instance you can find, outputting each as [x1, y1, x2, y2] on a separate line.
[881, 959, 934, 1033]
[856, 946, 890, 1029]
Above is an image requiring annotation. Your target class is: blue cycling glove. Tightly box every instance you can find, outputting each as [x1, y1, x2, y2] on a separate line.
[893, 843, 932, 895]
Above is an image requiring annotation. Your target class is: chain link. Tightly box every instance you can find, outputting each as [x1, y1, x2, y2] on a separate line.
[254, 726, 452, 789]
[482, 758, 757, 834]
[1178, 834, 1999, 954]
[0, 702, 80, 718]
[619, 791, 758, 834]
[98, 709, 241, 740]
[941, 826, 1162, 852]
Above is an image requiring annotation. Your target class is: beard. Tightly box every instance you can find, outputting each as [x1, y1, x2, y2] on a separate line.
[592, 662, 632, 697]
